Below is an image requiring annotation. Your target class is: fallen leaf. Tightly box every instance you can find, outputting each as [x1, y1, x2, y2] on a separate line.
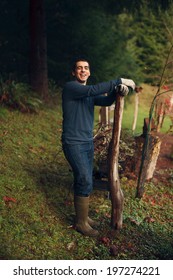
[104, 212, 111, 218]
[3, 196, 17, 203]
[67, 241, 76, 251]
[129, 218, 140, 225]
[143, 216, 155, 223]
[100, 237, 110, 246]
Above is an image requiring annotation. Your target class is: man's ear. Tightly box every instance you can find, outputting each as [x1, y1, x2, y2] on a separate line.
[72, 71, 75, 76]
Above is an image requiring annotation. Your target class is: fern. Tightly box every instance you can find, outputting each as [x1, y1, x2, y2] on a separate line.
[0, 78, 42, 113]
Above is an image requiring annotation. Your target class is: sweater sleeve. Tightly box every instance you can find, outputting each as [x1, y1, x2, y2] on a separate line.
[93, 89, 116, 106]
[64, 79, 121, 99]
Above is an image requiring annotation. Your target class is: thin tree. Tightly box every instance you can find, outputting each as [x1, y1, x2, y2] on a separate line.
[29, 0, 48, 100]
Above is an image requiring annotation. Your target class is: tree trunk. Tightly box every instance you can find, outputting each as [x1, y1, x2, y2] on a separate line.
[156, 102, 165, 132]
[108, 95, 124, 229]
[29, 0, 48, 100]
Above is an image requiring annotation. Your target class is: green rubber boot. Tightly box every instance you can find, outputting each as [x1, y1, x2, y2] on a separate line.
[87, 217, 100, 228]
[74, 196, 99, 237]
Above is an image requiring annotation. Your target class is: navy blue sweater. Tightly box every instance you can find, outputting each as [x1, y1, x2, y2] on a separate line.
[62, 79, 120, 144]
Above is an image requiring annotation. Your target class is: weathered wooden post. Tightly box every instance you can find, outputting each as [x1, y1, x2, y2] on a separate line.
[132, 92, 139, 132]
[100, 106, 110, 127]
[108, 94, 124, 229]
[132, 87, 143, 132]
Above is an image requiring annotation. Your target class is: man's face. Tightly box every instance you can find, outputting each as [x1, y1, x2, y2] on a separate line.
[72, 61, 90, 85]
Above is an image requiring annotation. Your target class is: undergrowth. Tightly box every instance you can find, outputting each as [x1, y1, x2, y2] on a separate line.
[0, 78, 42, 113]
[0, 95, 172, 260]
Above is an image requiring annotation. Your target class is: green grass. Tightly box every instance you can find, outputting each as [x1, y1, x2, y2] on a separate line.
[0, 91, 173, 260]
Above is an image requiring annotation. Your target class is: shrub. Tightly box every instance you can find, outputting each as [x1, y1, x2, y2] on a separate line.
[0, 77, 42, 113]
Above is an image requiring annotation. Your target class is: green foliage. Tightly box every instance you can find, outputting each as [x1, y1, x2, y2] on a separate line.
[130, 5, 169, 84]
[0, 78, 42, 113]
[48, 79, 61, 97]
[45, 0, 173, 85]
[110, 13, 143, 83]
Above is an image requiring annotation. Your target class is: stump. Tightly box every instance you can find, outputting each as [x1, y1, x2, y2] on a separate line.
[134, 134, 161, 180]
[135, 118, 162, 198]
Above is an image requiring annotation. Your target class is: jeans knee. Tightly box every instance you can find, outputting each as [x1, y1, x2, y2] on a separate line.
[74, 174, 93, 196]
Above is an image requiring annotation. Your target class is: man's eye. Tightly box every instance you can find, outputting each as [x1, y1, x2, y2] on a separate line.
[76, 66, 89, 70]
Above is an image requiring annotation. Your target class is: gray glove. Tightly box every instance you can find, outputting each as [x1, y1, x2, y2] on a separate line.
[120, 78, 135, 91]
[115, 84, 129, 96]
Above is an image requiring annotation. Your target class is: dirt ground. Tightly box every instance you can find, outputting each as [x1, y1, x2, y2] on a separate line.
[153, 133, 173, 184]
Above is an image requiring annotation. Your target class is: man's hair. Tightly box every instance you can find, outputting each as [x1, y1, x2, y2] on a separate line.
[72, 57, 90, 72]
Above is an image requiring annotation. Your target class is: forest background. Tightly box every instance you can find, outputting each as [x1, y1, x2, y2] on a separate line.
[1, 0, 173, 96]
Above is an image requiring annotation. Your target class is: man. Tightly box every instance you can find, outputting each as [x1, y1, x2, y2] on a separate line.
[62, 58, 135, 237]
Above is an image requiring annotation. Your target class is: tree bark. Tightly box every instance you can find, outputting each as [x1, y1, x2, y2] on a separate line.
[29, 0, 48, 100]
[156, 102, 165, 132]
[108, 95, 124, 229]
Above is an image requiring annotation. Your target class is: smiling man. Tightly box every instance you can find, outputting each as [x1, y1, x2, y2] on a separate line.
[62, 58, 135, 237]
[72, 60, 90, 84]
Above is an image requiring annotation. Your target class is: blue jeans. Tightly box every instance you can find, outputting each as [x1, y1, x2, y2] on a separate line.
[62, 142, 94, 197]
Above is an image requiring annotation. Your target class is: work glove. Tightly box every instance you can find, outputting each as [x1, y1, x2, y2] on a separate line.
[120, 78, 136, 91]
[115, 84, 129, 96]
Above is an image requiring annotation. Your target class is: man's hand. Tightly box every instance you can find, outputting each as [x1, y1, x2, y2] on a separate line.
[115, 84, 129, 96]
[120, 78, 135, 91]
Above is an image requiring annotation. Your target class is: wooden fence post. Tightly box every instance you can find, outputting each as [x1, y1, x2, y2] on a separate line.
[132, 93, 139, 132]
[99, 106, 110, 126]
[132, 86, 143, 132]
[108, 94, 124, 229]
